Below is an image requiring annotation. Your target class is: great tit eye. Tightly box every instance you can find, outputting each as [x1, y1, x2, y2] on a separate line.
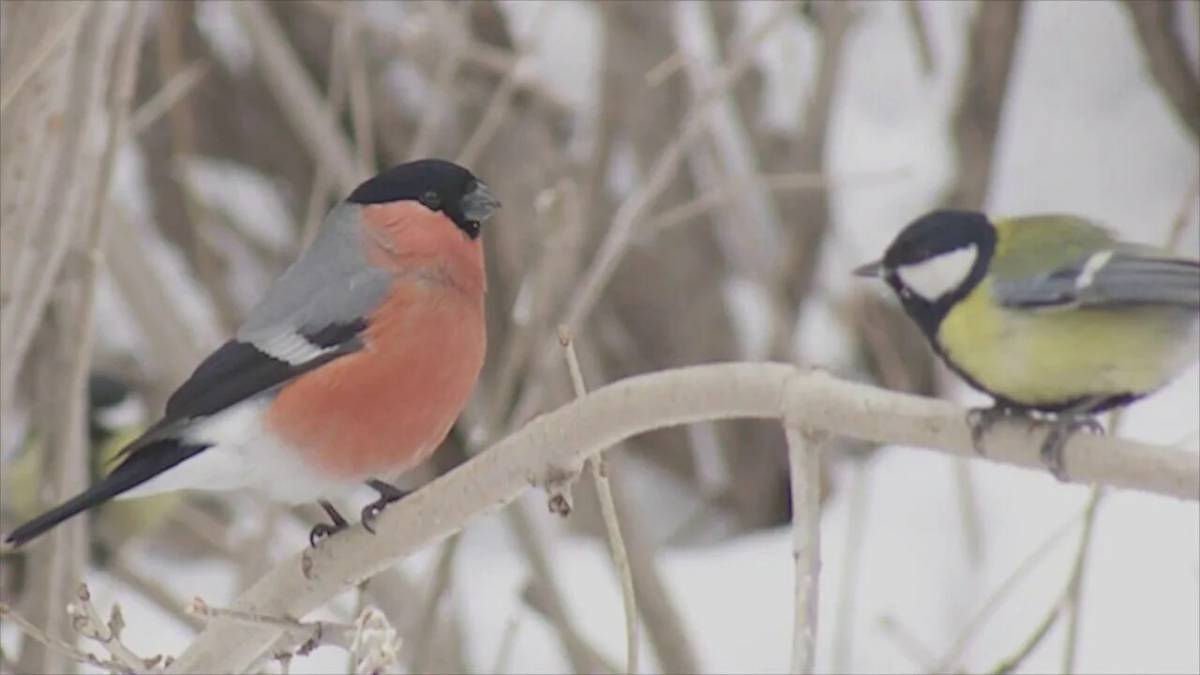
[419, 191, 441, 210]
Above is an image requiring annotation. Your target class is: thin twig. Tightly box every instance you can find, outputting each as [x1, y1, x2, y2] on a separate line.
[408, 2, 468, 160]
[520, 580, 620, 675]
[186, 597, 355, 652]
[935, 504, 1091, 672]
[342, 18, 376, 176]
[107, 553, 203, 632]
[1060, 488, 1104, 674]
[941, 0, 1024, 209]
[69, 584, 153, 673]
[784, 424, 824, 674]
[301, 14, 353, 248]
[233, 0, 361, 193]
[1166, 177, 1200, 252]
[1, 602, 133, 675]
[878, 614, 939, 672]
[562, 5, 789, 333]
[830, 459, 871, 673]
[1122, 0, 1200, 142]
[302, 0, 573, 114]
[559, 326, 640, 675]
[455, 2, 552, 167]
[988, 489, 1104, 675]
[410, 534, 461, 673]
[641, 168, 909, 237]
[903, 0, 936, 75]
[990, 601, 1061, 675]
[489, 614, 522, 675]
[507, 502, 611, 674]
[0, 1, 89, 113]
[129, 61, 208, 135]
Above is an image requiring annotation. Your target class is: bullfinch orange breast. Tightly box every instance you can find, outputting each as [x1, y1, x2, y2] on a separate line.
[5, 158, 498, 548]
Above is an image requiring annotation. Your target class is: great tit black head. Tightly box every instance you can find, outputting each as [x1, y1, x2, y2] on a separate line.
[854, 210, 997, 335]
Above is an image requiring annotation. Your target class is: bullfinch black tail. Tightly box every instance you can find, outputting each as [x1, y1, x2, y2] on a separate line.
[4, 440, 208, 547]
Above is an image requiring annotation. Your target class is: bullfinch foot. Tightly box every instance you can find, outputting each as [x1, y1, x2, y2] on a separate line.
[361, 479, 410, 534]
[1040, 414, 1104, 482]
[965, 405, 1019, 455]
[310, 500, 350, 547]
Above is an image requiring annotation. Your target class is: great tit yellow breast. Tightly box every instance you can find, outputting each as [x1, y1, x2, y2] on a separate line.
[937, 277, 1198, 408]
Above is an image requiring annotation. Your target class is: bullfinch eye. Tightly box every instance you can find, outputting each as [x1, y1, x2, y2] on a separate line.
[419, 191, 442, 210]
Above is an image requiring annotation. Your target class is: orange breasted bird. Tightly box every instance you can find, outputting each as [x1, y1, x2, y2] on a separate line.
[5, 159, 498, 548]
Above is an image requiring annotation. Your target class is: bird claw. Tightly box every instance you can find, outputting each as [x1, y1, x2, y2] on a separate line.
[1039, 415, 1104, 482]
[310, 499, 350, 547]
[966, 406, 1013, 455]
[361, 503, 385, 534]
[309, 521, 346, 548]
[360, 479, 409, 535]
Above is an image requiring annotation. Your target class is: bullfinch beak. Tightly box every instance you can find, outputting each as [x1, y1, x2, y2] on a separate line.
[853, 260, 885, 278]
[5, 158, 493, 549]
[462, 180, 501, 226]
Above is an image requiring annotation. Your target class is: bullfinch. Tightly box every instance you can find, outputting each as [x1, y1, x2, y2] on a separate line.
[5, 159, 498, 548]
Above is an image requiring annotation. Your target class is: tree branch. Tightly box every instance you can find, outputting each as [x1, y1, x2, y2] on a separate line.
[168, 363, 1198, 673]
[785, 425, 824, 674]
[1122, 0, 1200, 142]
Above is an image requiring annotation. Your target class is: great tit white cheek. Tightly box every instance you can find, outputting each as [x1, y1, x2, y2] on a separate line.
[896, 244, 978, 301]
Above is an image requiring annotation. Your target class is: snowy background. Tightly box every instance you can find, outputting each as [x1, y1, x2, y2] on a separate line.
[1, 1, 1198, 674]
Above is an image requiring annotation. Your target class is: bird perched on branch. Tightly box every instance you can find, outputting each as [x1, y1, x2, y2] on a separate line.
[855, 210, 1200, 479]
[5, 159, 498, 548]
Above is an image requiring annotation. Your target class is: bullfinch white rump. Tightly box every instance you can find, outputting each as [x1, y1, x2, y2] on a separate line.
[5, 159, 498, 547]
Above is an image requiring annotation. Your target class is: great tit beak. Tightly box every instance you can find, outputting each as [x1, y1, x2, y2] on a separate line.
[853, 260, 885, 278]
[463, 181, 501, 225]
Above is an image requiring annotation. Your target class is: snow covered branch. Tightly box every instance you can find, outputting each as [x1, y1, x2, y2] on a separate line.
[168, 362, 1198, 674]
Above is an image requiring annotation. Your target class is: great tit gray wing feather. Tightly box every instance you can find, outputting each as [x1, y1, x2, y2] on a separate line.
[995, 251, 1200, 310]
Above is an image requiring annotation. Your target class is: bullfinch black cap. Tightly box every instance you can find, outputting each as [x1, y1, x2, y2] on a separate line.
[347, 159, 499, 239]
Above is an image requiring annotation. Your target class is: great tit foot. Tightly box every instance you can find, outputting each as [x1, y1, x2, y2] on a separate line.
[361, 479, 410, 534]
[1039, 415, 1104, 482]
[966, 406, 1015, 455]
[310, 500, 350, 547]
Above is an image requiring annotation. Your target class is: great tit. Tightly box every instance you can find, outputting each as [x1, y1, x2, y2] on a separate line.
[854, 209, 1200, 479]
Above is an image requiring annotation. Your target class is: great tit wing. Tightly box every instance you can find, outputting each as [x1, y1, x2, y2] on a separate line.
[161, 203, 392, 428]
[988, 215, 1117, 282]
[994, 249, 1200, 310]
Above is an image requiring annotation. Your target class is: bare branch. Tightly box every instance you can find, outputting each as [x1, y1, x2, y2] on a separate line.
[168, 364, 1197, 673]
[410, 534, 461, 674]
[903, 0, 936, 75]
[936, 503, 1091, 671]
[784, 425, 824, 674]
[942, 1, 1025, 209]
[129, 61, 209, 136]
[988, 488, 1104, 675]
[0, 1, 89, 113]
[1122, 0, 1200, 142]
[1060, 488, 1104, 674]
[559, 327, 640, 674]
[68, 584, 155, 674]
[1, 602, 135, 675]
[233, 0, 362, 193]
